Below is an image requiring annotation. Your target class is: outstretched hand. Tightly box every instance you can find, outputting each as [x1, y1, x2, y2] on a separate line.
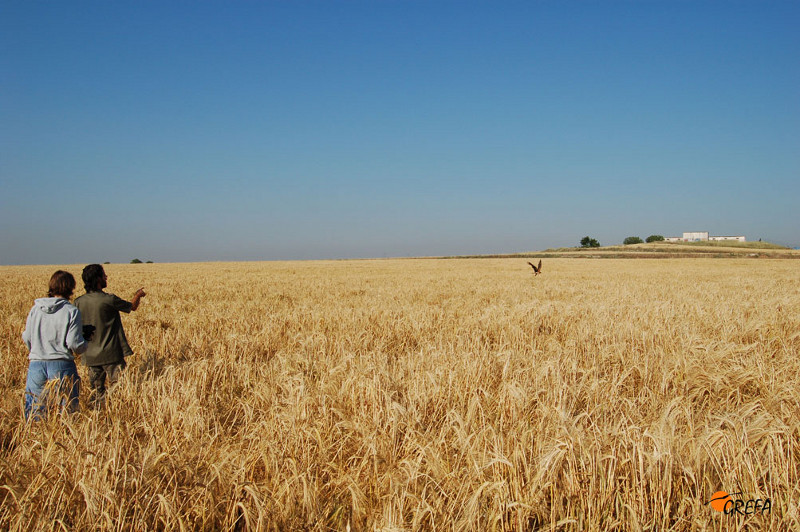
[131, 288, 146, 311]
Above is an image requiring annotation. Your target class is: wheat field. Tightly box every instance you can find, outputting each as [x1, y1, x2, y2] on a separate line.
[0, 258, 798, 531]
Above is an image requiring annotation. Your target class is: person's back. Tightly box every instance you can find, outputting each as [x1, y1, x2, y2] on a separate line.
[24, 297, 87, 361]
[74, 290, 133, 366]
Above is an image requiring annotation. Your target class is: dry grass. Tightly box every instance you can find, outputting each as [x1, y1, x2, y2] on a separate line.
[1, 258, 798, 530]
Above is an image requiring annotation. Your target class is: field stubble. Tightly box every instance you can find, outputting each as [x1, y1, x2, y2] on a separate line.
[0, 258, 799, 530]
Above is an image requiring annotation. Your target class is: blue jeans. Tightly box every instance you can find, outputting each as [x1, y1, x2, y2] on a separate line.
[24, 359, 81, 420]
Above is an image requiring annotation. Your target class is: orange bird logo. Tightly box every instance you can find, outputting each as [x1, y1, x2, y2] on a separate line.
[709, 491, 733, 512]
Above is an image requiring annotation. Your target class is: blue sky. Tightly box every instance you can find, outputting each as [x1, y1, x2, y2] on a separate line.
[2, 1, 798, 264]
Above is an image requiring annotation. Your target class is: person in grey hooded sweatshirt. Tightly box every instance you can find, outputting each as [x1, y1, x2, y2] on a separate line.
[22, 270, 91, 420]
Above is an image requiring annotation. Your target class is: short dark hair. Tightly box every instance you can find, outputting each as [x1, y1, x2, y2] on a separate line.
[82, 264, 105, 292]
[48, 270, 76, 298]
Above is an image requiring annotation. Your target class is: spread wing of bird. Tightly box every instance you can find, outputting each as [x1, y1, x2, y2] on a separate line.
[527, 261, 540, 273]
[537, 259, 542, 273]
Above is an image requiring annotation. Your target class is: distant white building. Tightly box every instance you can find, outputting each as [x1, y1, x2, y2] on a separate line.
[684, 231, 709, 242]
[709, 235, 746, 242]
[665, 231, 745, 243]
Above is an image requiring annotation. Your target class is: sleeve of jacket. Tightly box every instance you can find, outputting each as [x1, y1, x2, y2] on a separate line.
[66, 308, 88, 354]
[111, 294, 134, 313]
[21, 307, 33, 351]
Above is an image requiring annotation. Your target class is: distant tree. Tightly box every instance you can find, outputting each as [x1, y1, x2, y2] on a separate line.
[103, 261, 111, 264]
[646, 235, 665, 243]
[130, 258, 143, 264]
[580, 236, 600, 248]
[146, 261, 154, 264]
[623, 236, 644, 245]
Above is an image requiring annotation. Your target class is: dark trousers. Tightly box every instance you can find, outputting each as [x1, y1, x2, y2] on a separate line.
[87, 360, 126, 406]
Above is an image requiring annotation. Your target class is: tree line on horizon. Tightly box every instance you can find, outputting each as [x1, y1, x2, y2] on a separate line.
[579, 235, 665, 248]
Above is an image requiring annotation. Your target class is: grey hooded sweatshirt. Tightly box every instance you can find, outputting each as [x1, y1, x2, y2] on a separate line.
[22, 297, 88, 361]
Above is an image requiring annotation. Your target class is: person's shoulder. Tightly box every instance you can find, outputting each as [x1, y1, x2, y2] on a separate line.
[80, 290, 112, 299]
[74, 292, 94, 304]
[75, 291, 110, 305]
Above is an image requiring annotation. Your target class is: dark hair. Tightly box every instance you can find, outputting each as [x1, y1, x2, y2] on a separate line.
[82, 264, 105, 292]
[48, 270, 76, 298]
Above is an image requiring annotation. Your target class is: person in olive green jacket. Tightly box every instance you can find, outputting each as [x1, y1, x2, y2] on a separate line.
[75, 264, 145, 406]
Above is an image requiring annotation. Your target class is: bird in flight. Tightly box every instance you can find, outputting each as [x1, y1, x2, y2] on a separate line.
[527, 260, 542, 275]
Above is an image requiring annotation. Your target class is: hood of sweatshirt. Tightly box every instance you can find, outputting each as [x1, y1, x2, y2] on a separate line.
[34, 297, 70, 314]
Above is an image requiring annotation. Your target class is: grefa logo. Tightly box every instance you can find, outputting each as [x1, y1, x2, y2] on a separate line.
[708, 491, 771, 516]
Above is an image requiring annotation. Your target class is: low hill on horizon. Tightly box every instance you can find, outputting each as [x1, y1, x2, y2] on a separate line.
[449, 240, 800, 260]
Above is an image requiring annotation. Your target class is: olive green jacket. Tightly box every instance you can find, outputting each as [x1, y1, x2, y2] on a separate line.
[74, 291, 133, 366]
